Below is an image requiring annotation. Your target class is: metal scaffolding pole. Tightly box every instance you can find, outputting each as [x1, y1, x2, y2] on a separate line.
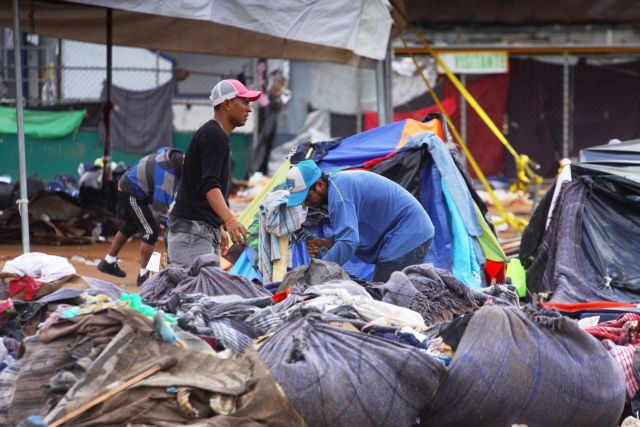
[12, 0, 29, 253]
[376, 38, 393, 126]
[101, 8, 113, 190]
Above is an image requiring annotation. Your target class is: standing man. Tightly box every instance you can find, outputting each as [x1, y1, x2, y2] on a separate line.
[97, 147, 183, 286]
[287, 160, 434, 282]
[167, 79, 261, 266]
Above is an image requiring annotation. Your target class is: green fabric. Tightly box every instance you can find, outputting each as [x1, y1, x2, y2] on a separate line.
[0, 106, 86, 138]
[506, 258, 527, 297]
[474, 204, 507, 263]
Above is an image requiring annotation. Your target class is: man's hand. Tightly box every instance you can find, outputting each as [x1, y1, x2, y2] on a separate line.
[306, 237, 333, 258]
[225, 219, 248, 245]
[306, 238, 320, 257]
[220, 226, 229, 256]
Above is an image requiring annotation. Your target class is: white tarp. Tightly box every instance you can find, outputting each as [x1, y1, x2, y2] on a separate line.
[0, 0, 392, 64]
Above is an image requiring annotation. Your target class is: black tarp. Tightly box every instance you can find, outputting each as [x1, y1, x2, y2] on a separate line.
[98, 80, 175, 153]
[522, 165, 640, 302]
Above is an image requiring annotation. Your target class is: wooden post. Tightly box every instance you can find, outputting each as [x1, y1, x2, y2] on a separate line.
[271, 235, 289, 281]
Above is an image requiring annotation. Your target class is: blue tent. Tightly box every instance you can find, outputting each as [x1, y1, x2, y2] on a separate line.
[230, 117, 505, 288]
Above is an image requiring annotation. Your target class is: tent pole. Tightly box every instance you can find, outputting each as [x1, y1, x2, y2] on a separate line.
[101, 8, 113, 190]
[460, 73, 467, 167]
[12, 0, 29, 253]
[562, 52, 570, 158]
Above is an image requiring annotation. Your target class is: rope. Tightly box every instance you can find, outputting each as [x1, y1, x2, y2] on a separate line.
[397, 33, 529, 232]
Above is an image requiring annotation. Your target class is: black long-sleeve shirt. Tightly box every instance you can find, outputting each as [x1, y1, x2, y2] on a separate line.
[170, 120, 230, 228]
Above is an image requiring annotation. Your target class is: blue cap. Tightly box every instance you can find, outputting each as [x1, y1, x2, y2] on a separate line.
[286, 160, 322, 207]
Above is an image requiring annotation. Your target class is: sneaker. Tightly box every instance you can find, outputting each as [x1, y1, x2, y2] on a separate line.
[97, 259, 127, 278]
[137, 271, 150, 287]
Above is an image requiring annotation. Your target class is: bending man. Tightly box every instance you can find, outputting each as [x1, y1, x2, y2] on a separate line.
[287, 160, 434, 282]
[97, 147, 183, 286]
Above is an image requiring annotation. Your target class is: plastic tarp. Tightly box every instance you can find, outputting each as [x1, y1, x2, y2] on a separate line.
[0, 106, 85, 138]
[580, 139, 640, 164]
[0, 0, 392, 64]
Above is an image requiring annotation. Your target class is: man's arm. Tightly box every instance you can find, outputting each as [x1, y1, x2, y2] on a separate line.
[205, 187, 247, 245]
[322, 200, 359, 265]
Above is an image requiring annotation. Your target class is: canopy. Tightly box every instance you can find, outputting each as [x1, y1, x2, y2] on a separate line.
[0, 0, 393, 64]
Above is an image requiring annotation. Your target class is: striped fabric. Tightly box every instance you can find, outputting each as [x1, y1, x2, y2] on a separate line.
[601, 340, 639, 399]
[258, 190, 307, 282]
[0, 360, 19, 425]
[585, 313, 640, 345]
[585, 313, 640, 400]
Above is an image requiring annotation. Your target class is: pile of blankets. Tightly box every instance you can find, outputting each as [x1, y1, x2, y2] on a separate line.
[0, 253, 627, 426]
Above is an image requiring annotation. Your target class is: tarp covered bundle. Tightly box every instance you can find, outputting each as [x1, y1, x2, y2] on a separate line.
[422, 305, 625, 426]
[258, 310, 445, 427]
[522, 158, 640, 303]
[257, 305, 624, 427]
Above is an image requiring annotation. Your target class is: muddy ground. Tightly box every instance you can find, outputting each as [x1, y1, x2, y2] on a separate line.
[0, 196, 533, 294]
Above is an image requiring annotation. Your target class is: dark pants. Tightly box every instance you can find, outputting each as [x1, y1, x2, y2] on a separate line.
[118, 193, 159, 244]
[372, 239, 432, 283]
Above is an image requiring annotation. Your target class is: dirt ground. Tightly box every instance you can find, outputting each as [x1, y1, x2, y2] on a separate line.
[0, 239, 160, 293]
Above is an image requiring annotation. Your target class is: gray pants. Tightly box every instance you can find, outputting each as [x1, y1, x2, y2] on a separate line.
[167, 217, 220, 267]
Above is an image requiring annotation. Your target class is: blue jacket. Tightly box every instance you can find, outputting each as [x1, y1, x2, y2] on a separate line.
[119, 147, 183, 217]
[322, 170, 434, 265]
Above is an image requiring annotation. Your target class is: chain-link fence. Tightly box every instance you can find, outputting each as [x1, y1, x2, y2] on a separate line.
[1, 42, 164, 104]
[434, 54, 640, 178]
[0, 37, 251, 107]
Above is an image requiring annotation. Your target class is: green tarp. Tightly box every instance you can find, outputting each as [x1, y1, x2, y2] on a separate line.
[0, 106, 86, 138]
